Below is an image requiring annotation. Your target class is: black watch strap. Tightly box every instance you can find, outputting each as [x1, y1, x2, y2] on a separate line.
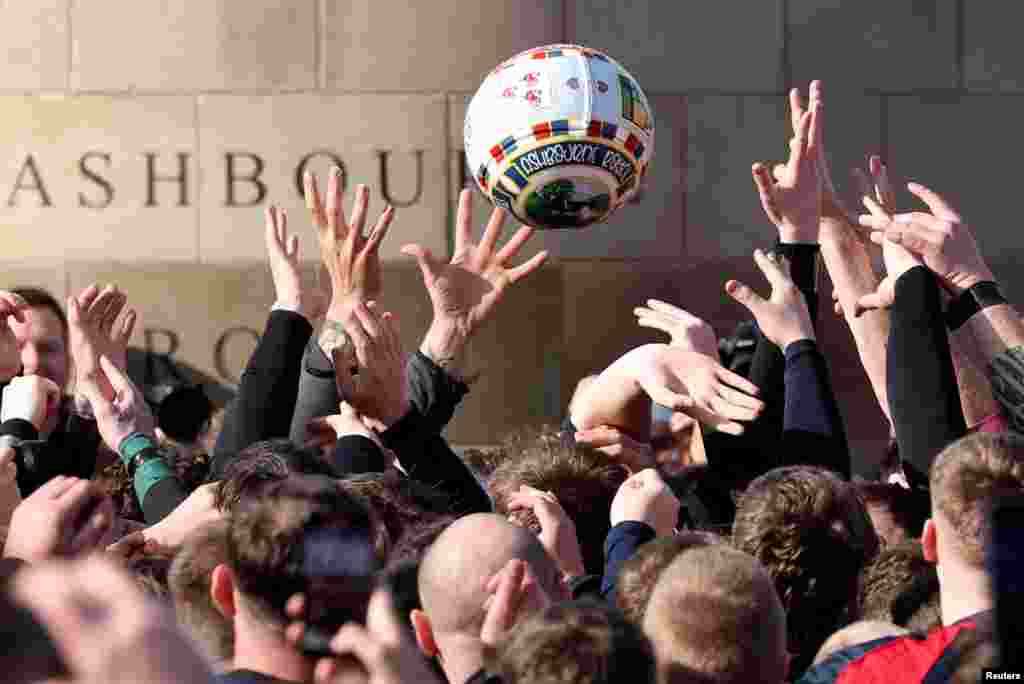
[946, 281, 1007, 331]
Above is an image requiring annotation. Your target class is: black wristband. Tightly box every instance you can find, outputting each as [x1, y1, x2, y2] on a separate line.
[945, 281, 1006, 331]
[772, 242, 821, 293]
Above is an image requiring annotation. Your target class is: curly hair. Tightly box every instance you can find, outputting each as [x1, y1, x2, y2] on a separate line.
[858, 541, 940, 632]
[215, 439, 339, 512]
[490, 599, 656, 684]
[732, 466, 879, 677]
[488, 432, 629, 575]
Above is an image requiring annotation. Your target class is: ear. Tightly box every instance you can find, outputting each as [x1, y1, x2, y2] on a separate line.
[921, 519, 938, 563]
[210, 563, 237, 618]
[411, 609, 437, 657]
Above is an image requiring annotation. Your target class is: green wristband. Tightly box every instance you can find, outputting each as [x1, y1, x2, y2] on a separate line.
[133, 457, 175, 506]
[118, 432, 158, 468]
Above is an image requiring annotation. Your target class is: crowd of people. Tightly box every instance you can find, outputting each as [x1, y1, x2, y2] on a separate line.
[0, 80, 1022, 683]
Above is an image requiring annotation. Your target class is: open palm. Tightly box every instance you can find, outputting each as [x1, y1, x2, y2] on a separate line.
[402, 189, 548, 335]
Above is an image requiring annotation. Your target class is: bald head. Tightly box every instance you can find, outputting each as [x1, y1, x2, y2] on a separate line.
[643, 545, 787, 684]
[418, 513, 561, 635]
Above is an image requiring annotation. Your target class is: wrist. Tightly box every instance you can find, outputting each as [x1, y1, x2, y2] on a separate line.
[779, 221, 820, 245]
[420, 320, 470, 380]
[947, 271, 997, 298]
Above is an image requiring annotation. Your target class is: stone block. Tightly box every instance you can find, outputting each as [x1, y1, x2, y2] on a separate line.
[0, 95, 198, 262]
[568, 0, 782, 92]
[324, 0, 564, 92]
[788, 0, 958, 91]
[886, 95, 1024, 261]
[965, 5, 1024, 92]
[71, 0, 317, 91]
[197, 93, 447, 264]
[449, 93, 686, 260]
[0, 0, 68, 91]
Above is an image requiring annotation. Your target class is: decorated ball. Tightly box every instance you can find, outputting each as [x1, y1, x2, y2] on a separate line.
[464, 44, 655, 230]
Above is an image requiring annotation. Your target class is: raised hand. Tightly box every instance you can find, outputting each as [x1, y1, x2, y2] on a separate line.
[0, 291, 28, 381]
[574, 425, 656, 473]
[506, 485, 586, 579]
[752, 80, 823, 243]
[333, 302, 408, 428]
[12, 557, 212, 684]
[3, 475, 113, 562]
[78, 354, 156, 453]
[68, 284, 136, 402]
[858, 182, 994, 297]
[610, 468, 680, 537]
[265, 206, 326, 320]
[634, 299, 718, 357]
[403, 189, 548, 370]
[853, 195, 924, 315]
[637, 346, 765, 435]
[725, 249, 816, 348]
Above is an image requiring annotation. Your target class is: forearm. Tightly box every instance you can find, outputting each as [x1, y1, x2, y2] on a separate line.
[781, 339, 850, 477]
[888, 267, 966, 479]
[214, 310, 312, 470]
[405, 351, 470, 434]
[569, 346, 655, 438]
[288, 339, 342, 445]
[819, 222, 891, 420]
[119, 434, 188, 525]
[328, 435, 388, 476]
[965, 303, 1024, 363]
[989, 345, 1024, 434]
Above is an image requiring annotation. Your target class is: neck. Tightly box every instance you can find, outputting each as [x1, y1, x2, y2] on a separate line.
[937, 561, 991, 626]
[435, 631, 487, 684]
[232, 620, 313, 683]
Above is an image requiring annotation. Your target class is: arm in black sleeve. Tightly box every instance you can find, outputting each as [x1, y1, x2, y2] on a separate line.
[288, 338, 341, 445]
[329, 435, 388, 476]
[780, 339, 850, 477]
[888, 266, 966, 482]
[212, 309, 312, 478]
[381, 408, 491, 515]
[600, 521, 656, 601]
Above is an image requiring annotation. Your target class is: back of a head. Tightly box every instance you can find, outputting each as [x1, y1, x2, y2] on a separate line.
[855, 481, 930, 546]
[930, 431, 1024, 567]
[418, 513, 562, 636]
[488, 434, 628, 575]
[859, 541, 940, 632]
[226, 474, 376, 630]
[338, 470, 452, 551]
[643, 545, 787, 684]
[169, 520, 234, 665]
[617, 532, 720, 625]
[216, 439, 340, 512]
[492, 599, 656, 684]
[732, 466, 879, 675]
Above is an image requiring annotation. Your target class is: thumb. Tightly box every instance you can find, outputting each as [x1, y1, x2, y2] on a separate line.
[724, 279, 766, 317]
[400, 244, 442, 286]
[333, 350, 356, 399]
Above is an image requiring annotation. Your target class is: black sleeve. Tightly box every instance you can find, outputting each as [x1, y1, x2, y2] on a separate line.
[888, 266, 966, 483]
[381, 408, 491, 516]
[211, 309, 313, 479]
[288, 338, 342, 445]
[600, 521, 656, 600]
[329, 435, 388, 475]
[139, 476, 190, 524]
[780, 339, 850, 477]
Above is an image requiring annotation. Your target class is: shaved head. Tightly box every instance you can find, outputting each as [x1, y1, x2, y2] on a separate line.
[418, 513, 561, 635]
[643, 545, 787, 684]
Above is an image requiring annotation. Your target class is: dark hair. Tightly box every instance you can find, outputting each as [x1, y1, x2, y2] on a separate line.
[733, 466, 880, 676]
[855, 481, 930, 541]
[216, 439, 340, 512]
[157, 386, 214, 444]
[489, 431, 628, 575]
[338, 470, 453, 554]
[226, 475, 376, 628]
[9, 287, 67, 337]
[490, 599, 656, 684]
[859, 541, 940, 632]
[616, 531, 720, 625]
[129, 556, 172, 603]
[168, 521, 234, 663]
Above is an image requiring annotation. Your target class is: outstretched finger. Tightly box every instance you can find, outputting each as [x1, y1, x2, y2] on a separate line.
[0, 291, 27, 323]
[493, 225, 535, 266]
[862, 194, 892, 222]
[115, 309, 137, 347]
[752, 249, 791, 288]
[788, 87, 806, 135]
[325, 168, 345, 236]
[786, 110, 812, 171]
[88, 285, 119, 327]
[349, 184, 370, 238]
[364, 205, 395, 254]
[454, 188, 473, 255]
[400, 244, 443, 287]
[477, 207, 507, 262]
[724, 278, 767, 319]
[265, 206, 284, 257]
[644, 299, 688, 319]
[715, 384, 765, 413]
[305, 171, 327, 229]
[807, 80, 823, 151]
[98, 291, 127, 336]
[751, 163, 781, 225]
[506, 250, 548, 283]
[714, 365, 762, 399]
[646, 385, 694, 413]
[906, 182, 962, 221]
[868, 156, 897, 210]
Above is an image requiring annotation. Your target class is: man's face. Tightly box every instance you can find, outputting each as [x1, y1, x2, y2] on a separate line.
[10, 306, 69, 391]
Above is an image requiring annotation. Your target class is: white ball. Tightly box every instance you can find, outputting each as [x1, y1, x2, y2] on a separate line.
[465, 44, 655, 230]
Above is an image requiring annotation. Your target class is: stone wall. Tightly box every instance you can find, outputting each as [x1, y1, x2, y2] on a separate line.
[2, 1, 1022, 471]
